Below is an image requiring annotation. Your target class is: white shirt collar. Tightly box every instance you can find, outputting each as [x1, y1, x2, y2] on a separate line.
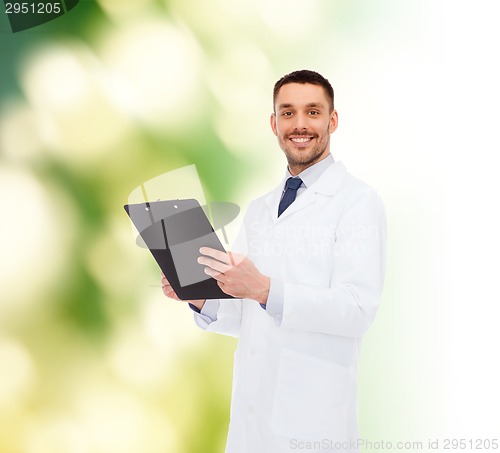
[285, 153, 334, 188]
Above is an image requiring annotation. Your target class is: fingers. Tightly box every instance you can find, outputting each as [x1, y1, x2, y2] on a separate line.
[199, 247, 231, 265]
[161, 277, 172, 288]
[160, 273, 180, 300]
[163, 286, 180, 301]
[197, 256, 231, 274]
[227, 250, 236, 266]
[203, 266, 224, 280]
[162, 284, 179, 301]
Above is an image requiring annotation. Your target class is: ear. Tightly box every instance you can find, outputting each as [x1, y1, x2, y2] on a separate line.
[328, 110, 339, 134]
[270, 113, 278, 136]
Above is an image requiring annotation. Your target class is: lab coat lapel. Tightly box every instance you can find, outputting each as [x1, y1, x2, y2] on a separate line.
[311, 160, 348, 197]
[263, 161, 349, 222]
[263, 179, 316, 222]
[264, 184, 283, 223]
[277, 187, 316, 221]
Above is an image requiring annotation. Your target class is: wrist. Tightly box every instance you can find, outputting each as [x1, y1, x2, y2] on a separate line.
[254, 275, 270, 305]
[191, 299, 206, 311]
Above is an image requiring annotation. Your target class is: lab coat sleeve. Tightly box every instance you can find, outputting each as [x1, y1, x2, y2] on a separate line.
[264, 278, 285, 318]
[192, 297, 243, 338]
[280, 186, 387, 337]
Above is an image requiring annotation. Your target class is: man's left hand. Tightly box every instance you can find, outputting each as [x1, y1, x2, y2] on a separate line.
[198, 247, 270, 305]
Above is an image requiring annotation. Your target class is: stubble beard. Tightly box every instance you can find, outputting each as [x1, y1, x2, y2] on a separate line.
[279, 126, 331, 170]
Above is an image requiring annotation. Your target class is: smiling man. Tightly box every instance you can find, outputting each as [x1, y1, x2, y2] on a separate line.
[271, 77, 338, 174]
[161, 70, 387, 453]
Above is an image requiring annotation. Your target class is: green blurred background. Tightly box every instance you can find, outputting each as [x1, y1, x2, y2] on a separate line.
[2, 0, 500, 452]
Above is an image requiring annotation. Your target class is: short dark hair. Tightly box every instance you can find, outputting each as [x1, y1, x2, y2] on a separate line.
[273, 70, 334, 112]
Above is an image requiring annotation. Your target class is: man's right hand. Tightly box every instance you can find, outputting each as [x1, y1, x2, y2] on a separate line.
[160, 273, 206, 311]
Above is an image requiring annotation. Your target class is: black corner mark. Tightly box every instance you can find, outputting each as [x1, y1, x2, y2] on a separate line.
[4, 0, 80, 33]
[64, 0, 78, 12]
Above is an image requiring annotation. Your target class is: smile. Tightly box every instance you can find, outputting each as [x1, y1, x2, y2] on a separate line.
[289, 136, 314, 146]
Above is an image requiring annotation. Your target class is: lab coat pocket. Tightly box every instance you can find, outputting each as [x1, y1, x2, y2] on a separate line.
[271, 347, 350, 440]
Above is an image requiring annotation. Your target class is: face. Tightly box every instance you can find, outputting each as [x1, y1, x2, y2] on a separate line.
[271, 83, 338, 176]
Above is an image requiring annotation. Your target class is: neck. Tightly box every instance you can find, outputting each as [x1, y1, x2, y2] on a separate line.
[288, 151, 331, 176]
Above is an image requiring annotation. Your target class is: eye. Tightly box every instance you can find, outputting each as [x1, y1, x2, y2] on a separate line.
[308, 110, 320, 116]
[282, 111, 293, 117]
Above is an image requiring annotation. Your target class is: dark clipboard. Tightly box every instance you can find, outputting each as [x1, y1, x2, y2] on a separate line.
[124, 199, 234, 300]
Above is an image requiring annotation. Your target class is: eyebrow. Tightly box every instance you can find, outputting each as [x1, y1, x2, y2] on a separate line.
[277, 102, 325, 110]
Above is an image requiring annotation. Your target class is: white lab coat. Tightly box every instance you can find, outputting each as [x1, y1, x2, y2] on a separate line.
[194, 161, 387, 453]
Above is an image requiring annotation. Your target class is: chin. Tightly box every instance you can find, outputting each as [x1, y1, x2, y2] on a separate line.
[288, 151, 321, 165]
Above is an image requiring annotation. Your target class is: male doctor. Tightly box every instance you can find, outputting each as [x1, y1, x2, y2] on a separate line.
[161, 70, 387, 453]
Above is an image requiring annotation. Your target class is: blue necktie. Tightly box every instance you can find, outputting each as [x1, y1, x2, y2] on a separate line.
[278, 177, 302, 217]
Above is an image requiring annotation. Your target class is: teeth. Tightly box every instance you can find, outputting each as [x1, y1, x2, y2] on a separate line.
[291, 137, 312, 143]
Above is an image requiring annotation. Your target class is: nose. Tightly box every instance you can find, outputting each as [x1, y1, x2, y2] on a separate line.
[292, 112, 308, 130]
